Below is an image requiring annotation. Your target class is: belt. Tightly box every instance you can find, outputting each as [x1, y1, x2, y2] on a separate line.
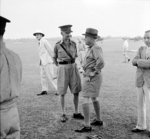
[0, 99, 15, 110]
[59, 61, 75, 65]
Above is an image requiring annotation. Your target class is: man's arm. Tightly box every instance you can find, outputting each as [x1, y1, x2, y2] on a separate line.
[53, 44, 58, 66]
[137, 59, 150, 69]
[44, 40, 53, 58]
[132, 47, 141, 67]
[93, 46, 105, 73]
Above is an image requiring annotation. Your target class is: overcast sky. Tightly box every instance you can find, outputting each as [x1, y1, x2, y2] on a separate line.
[0, 0, 150, 39]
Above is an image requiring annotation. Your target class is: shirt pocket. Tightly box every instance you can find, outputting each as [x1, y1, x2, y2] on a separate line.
[58, 49, 67, 58]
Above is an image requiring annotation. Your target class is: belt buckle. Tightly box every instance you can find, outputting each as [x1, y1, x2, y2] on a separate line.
[67, 61, 71, 64]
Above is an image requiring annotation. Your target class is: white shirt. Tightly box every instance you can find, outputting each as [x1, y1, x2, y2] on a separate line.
[123, 40, 129, 50]
[146, 46, 150, 59]
[38, 38, 53, 66]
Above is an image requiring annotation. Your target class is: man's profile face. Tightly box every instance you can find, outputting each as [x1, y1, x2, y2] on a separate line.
[144, 32, 150, 47]
[35, 33, 43, 41]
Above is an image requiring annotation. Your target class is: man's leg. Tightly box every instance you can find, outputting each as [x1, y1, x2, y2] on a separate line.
[90, 97, 103, 126]
[73, 93, 79, 114]
[91, 97, 101, 121]
[75, 97, 92, 132]
[60, 94, 66, 115]
[44, 64, 57, 91]
[71, 64, 83, 119]
[40, 66, 48, 92]
[136, 86, 147, 130]
[125, 52, 130, 62]
[82, 97, 90, 127]
[143, 83, 150, 132]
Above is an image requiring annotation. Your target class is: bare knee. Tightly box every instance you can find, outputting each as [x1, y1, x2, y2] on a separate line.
[91, 97, 99, 102]
[82, 97, 90, 105]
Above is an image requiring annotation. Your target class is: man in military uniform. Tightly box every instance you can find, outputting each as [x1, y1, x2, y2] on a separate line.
[53, 25, 84, 122]
[33, 30, 58, 96]
[75, 28, 105, 132]
[132, 30, 150, 137]
[0, 16, 22, 139]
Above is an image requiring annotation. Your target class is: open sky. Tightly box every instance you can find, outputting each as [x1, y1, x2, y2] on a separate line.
[0, 0, 150, 39]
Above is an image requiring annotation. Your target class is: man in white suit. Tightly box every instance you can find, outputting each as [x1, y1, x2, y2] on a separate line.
[33, 30, 58, 96]
[122, 38, 130, 63]
[132, 30, 150, 137]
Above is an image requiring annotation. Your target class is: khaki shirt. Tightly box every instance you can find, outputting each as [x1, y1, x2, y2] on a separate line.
[0, 41, 22, 104]
[132, 46, 150, 87]
[83, 43, 104, 72]
[53, 39, 77, 64]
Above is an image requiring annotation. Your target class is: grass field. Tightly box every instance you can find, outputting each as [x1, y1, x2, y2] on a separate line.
[6, 38, 150, 139]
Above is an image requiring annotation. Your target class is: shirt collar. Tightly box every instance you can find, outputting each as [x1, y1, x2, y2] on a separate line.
[39, 37, 43, 43]
[60, 39, 72, 45]
[87, 43, 95, 49]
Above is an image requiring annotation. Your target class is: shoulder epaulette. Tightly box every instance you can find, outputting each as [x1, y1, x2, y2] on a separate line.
[94, 44, 103, 51]
[71, 40, 76, 45]
[56, 40, 61, 44]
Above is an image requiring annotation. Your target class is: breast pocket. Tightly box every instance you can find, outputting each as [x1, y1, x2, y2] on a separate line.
[58, 49, 66, 58]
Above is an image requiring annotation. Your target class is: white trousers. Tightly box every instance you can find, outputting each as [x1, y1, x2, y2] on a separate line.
[136, 83, 150, 131]
[40, 63, 57, 92]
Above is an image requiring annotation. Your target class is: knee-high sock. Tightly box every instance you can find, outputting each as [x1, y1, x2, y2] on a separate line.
[73, 94, 79, 114]
[93, 100, 101, 121]
[82, 103, 90, 127]
[60, 95, 66, 115]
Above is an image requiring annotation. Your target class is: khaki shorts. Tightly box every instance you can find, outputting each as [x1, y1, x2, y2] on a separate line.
[0, 102, 20, 139]
[57, 63, 81, 95]
[81, 72, 103, 97]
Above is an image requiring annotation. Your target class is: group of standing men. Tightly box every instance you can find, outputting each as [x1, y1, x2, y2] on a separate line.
[33, 25, 105, 132]
[0, 15, 150, 138]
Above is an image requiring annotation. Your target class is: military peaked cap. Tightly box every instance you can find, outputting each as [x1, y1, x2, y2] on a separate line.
[0, 16, 10, 31]
[59, 25, 73, 33]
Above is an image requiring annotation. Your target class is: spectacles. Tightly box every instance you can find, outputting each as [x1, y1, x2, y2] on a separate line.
[144, 37, 150, 40]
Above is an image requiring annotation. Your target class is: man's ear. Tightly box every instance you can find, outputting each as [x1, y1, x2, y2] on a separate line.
[61, 31, 63, 36]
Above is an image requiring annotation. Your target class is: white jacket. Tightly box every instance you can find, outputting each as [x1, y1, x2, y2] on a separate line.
[123, 40, 129, 50]
[38, 38, 53, 66]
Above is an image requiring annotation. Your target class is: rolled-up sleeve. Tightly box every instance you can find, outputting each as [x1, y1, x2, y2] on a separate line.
[93, 47, 105, 72]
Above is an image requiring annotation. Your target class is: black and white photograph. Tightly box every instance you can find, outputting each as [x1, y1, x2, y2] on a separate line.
[0, 0, 150, 139]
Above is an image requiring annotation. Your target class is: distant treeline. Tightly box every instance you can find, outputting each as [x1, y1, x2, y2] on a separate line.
[4, 36, 143, 43]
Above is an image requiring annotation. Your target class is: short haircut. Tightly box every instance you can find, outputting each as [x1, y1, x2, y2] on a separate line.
[145, 30, 150, 33]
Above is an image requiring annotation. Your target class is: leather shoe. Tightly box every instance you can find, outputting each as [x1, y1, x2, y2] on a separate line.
[37, 91, 48, 96]
[73, 113, 84, 119]
[148, 131, 150, 137]
[91, 119, 103, 126]
[75, 126, 92, 132]
[131, 128, 145, 133]
[60, 114, 68, 123]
